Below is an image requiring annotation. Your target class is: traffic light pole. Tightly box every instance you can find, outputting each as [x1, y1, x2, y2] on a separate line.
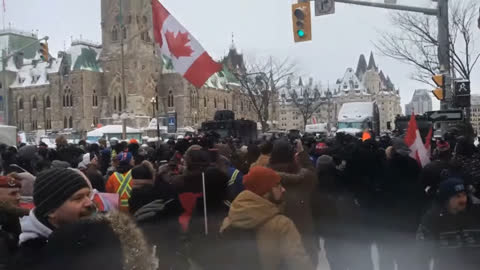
[308, 0, 451, 109]
[334, 0, 436, 15]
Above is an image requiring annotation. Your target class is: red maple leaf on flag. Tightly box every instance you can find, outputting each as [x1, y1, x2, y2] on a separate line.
[165, 31, 194, 59]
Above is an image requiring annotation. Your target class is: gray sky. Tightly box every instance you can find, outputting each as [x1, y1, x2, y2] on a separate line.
[4, 0, 480, 111]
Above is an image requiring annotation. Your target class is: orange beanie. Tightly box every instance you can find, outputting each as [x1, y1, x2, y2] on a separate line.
[243, 166, 281, 196]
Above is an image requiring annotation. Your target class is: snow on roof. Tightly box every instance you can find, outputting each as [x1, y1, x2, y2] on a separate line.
[338, 102, 374, 122]
[67, 41, 102, 72]
[10, 56, 63, 88]
[87, 125, 142, 137]
[336, 128, 363, 135]
[336, 68, 366, 92]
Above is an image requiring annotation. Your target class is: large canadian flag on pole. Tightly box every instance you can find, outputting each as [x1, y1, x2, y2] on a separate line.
[404, 113, 430, 167]
[151, 0, 222, 88]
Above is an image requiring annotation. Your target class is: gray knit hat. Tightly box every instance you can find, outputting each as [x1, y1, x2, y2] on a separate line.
[34, 168, 89, 218]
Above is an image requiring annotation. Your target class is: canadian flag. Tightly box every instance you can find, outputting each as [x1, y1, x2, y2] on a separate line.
[404, 113, 430, 167]
[151, 0, 222, 88]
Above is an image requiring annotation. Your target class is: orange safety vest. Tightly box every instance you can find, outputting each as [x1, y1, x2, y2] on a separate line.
[107, 170, 132, 211]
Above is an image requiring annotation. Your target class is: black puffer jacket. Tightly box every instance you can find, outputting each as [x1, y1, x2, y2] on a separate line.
[417, 201, 480, 270]
[0, 206, 24, 270]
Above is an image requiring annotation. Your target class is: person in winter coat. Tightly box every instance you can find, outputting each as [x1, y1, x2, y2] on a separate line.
[268, 139, 319, 266]
[37, 211, 158, 270]
[129, 172, 183, 270]
[250, 141, 273, 169]
[0, 176, 27, 269]
[168, 148, 230, 269]
[12, 168, 94, 270]
[78, 153, 105, 192]
[220, 166, 315, 270]
[417, 178, 480, 270]
[105, 151, 134, 212]
[312, 155, 364, 270]
[377, 139, 425, 270]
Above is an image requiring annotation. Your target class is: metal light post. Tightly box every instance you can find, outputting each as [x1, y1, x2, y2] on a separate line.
[119, 0, 127, 112]
[326, 90, 332, 132]
[150, 97, 160, 140]
[112, 112, 129, 140]
[312, 0, 451, 108]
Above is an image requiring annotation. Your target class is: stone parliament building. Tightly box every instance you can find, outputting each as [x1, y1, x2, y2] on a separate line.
[3, 0, 256, 136]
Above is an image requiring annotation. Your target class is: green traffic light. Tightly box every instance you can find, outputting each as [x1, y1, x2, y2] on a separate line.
[297, 29, 305, 37]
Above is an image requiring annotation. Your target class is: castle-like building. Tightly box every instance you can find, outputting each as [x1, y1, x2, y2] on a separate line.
[3, 0, 256, 137]
[278, 53, 402, 132]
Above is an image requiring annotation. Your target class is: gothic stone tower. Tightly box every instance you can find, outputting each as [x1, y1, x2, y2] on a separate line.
[99, 0, 162, 127]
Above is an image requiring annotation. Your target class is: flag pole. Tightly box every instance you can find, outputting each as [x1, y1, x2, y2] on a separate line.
[2, 0, 5, 30]
[202, 172, 208, 235]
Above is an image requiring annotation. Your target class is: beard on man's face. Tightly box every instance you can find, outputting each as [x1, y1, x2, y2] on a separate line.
[265, 191, 284, 205]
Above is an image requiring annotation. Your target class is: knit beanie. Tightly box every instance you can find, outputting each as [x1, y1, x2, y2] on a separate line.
[243, 166, 281, 196]
[438, 178, 466, 202]
[316, 155, 334, 169]
[34, 168, 89, 218]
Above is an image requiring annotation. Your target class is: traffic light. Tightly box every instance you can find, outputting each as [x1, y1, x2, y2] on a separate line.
[39, 42, 49, 62]
[292, 2, 312, 42]
[431, 74, 445, 101]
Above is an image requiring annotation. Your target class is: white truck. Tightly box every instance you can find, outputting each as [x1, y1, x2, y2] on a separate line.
[0, 125, 17, 146]
[336, 102, 380, 136]
[305, 123, 328, 136]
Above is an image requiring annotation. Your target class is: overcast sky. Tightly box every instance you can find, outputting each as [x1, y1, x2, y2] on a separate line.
[4, 0, 480, 111]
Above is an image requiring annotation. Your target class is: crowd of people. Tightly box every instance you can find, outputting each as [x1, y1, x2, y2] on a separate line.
[0, 128, 479, 270]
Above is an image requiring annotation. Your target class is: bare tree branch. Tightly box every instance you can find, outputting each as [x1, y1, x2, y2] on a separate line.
[230, 56, 295, 132]
[374, 0, 479, 86]
[287, 80, 324, 130]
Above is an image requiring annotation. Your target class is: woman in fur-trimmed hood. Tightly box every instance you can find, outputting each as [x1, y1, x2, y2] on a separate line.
[38, 211, 159, 270]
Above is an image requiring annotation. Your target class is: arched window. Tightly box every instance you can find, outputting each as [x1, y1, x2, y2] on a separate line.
[144, 31, 151, 42]
[69, 116, 73, 128]
[64, 117, 67, 128]
[92, 90, 98, 107]
[118, 95, 122, 112]
[63, 87, 72, 107]
[18, 98, 24, 110]
[191, 89, 197, 108]
[114, 96, 117, 111]
[214, 97, 217, 108]
[155, 96, 159, 111]
[122, 26, 127, 40]
[168, 91, 174, 108]
[112, 25, 118, 41]
[32, 97, 37, 109]
[45, 96, 51, 108]
[224, 99, 227, 109]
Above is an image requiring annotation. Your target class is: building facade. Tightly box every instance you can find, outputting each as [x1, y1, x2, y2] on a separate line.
[470, 95, 480, 135]
[405, 89, 432, 115]
[278, 53, 402, 132]
[7, 0, 257, 136]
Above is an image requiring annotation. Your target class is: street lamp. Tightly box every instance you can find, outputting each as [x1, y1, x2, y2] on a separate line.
[150, 97, 160, 141]
[326, 90, 333, 133]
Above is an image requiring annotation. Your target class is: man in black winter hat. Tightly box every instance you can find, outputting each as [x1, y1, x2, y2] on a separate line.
[417, 178, 480, 270]
[12, 168, 94, 270]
